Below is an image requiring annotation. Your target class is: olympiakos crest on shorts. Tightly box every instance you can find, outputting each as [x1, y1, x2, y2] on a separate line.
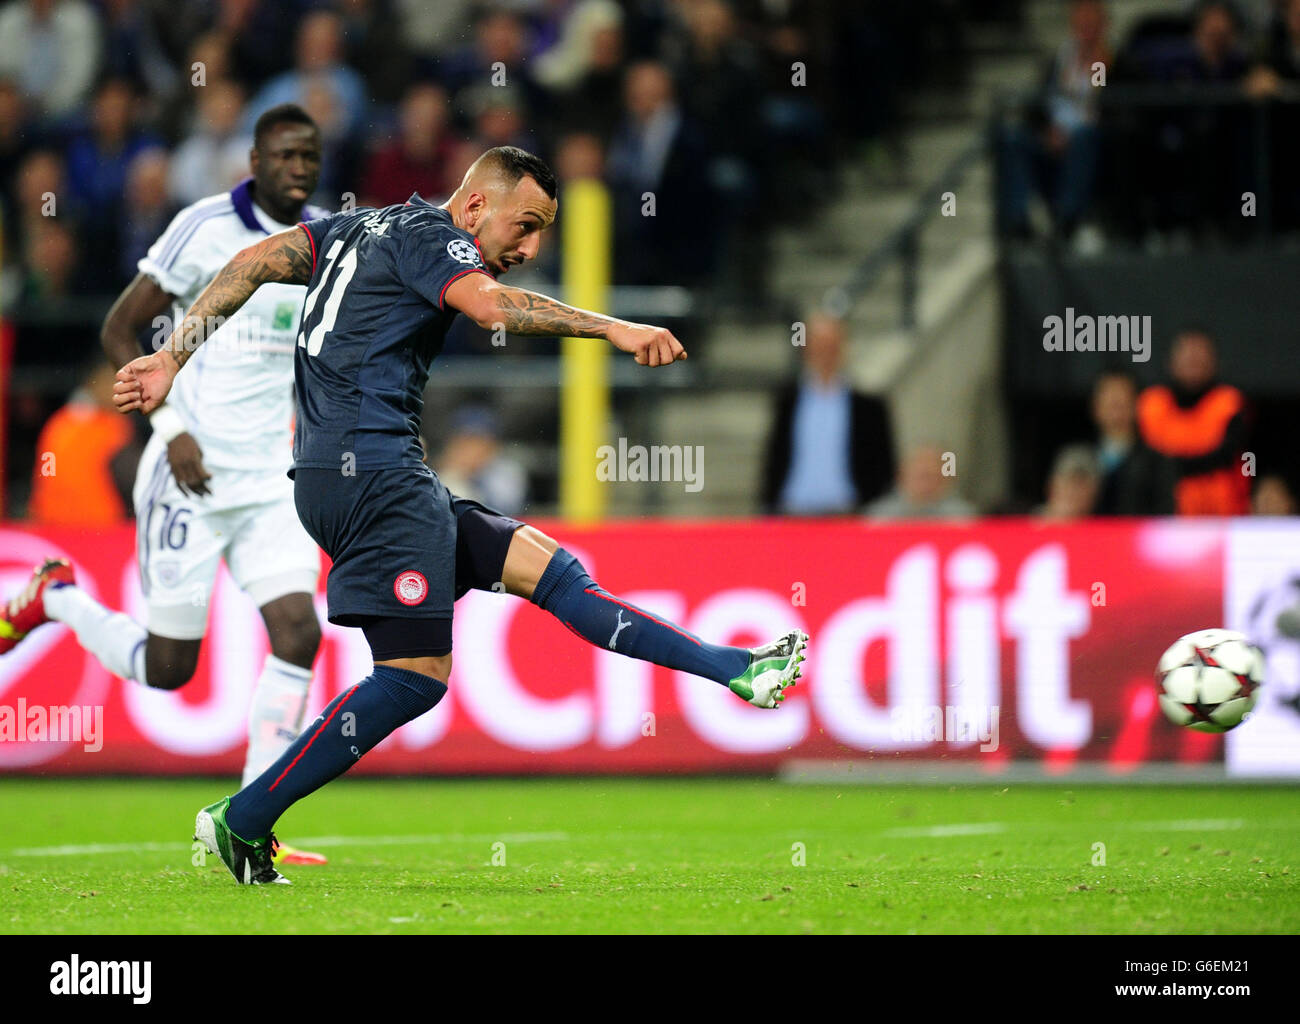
[394, 570, 428, 606]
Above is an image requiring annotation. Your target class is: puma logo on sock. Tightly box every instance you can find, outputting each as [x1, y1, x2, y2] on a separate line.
[608, 610, 631, 650]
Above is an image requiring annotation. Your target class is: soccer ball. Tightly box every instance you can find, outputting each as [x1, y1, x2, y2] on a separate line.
[1155, 629, 1263, 733]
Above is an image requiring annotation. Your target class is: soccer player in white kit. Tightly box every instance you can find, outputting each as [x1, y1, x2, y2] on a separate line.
[0, 105, 329, 865]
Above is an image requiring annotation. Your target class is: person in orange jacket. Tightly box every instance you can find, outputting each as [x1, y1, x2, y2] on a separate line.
[28, 360, 143, 525]
[1137, 329, 1250, 515]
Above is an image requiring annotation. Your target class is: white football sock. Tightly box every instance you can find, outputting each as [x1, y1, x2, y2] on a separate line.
[242, 653, 313, 788]
[43, 583, 148, 684]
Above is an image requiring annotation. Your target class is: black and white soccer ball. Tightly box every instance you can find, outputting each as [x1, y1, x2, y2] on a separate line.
[1156, 628, 1264, 733]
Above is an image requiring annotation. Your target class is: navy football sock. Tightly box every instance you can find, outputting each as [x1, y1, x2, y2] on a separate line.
[530, 548, 750, 685]
[225, 664, 446, 840]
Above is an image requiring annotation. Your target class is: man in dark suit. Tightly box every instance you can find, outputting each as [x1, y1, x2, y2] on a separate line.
[1091, 369, 1176, 515]
[761, 313, 895, 514]
[605, 59, 715, 285]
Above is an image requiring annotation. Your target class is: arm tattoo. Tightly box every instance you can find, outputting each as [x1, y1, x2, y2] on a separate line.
[163, 228, 314, 369]
[492, 286, 617, 338]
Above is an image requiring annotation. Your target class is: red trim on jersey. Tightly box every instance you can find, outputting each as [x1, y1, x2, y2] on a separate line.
[583, 586, 703, 646]
[297, 222, 317, 276]
[472, 237, 498, 279]
[439, 267, 492, 310]
[267, 684, 358, 792]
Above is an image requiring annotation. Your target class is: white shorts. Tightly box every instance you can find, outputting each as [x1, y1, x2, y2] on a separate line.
[131, 433, 321, 640]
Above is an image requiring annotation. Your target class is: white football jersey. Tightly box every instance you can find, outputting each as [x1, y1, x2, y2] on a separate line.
[139, 180, 328, 472]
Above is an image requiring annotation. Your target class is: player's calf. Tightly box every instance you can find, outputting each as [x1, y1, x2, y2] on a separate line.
[143, 636, 202, 690]
[527, 547, 810, 704]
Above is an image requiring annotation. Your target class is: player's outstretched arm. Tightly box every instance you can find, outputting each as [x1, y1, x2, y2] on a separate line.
[112, 227, 315, 414]
[101, 273, 177, 369]
[444, 275, 688, 367]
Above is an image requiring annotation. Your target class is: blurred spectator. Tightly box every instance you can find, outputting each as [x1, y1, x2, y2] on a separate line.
[394, 0, 478, 65]
[1252, 474, 1297, 514]
[1248, 0, 1300, 89]
[606, 60, 714, 284]
[762, 313, 895, 515]
[661, 0, 762, 196]
[440, 8, 546, 117]
[63, 76, 163, 284]
[188, 29, 234, 87]
[119, 147, 174, 281]
[1152, 1, 1252, 234]
[338, 0, 416, 106]
[1176, 1, 1250, 82]
[460, 84, 535, 152]
[1253, 472, 1297, 514]
[1137, 329, 1251, 515]
[244, 10, 368, 138]
[1246, 0, 1300, 229]
[0, 78, 38, 225]
[19, 218, 78, 300]
[554, 130, 605, 180]
[28, 361, 142, 525]
[1090, 370, 1176, 514]
[661, 0, 764, 291]
[99, 0, 177, 101]
[434, 406, 528, 515]
[1037, 444, 1101, 519]
[360, 82, 459, 206]
[998, 0, 1109, 241]
[8, 148, 65, 262]
[0, 0, 100, 120]
[866, 443, 977, 519]
[538, 0, 625, 141]
[168, 79, 251, 206]
[196, 0, 301, 91]
[156, 30, 237, 140]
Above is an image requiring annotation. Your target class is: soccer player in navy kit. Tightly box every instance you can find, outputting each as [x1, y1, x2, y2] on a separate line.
[114, 147, 808, 885]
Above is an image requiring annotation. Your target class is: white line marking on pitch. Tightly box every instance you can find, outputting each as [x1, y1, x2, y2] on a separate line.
[878, 818, 1248, 840]
[2, 831, 569, 858]
[1121, 818, 1243, 832]
[881, 823, 1007, 838]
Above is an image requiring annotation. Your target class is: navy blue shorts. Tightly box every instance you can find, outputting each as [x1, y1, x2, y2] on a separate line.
[293, 465, 525, 654]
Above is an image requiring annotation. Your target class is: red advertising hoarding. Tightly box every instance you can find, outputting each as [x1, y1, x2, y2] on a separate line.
[0, 518, 1248, 775]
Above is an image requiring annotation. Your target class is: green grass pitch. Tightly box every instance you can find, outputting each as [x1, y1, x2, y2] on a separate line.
[0, 777, 1295, 934]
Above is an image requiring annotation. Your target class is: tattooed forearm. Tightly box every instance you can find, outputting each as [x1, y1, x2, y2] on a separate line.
[162, 227, 314, 370]
[491, 286, 619, 338]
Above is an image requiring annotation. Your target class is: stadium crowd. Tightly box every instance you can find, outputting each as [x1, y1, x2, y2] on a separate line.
[2, 0, 967, 516]
[2, 0, 1293, 523]
[999, 0, 1300, 246]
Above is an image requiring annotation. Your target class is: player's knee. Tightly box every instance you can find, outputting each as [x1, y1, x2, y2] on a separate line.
[269, 610, 321, 668]
[420, 653, 453, 681]
[528, 546, 589, 610]
[376, 653, 451, 684]
[262, 597, 322, 668]
[144, 638, 201, 691]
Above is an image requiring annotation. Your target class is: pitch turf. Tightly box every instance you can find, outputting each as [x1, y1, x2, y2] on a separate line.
[0, 777, 1295, 934]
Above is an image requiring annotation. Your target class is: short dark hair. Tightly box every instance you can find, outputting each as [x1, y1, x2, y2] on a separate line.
[253, 103, 318, 149]
[478, 145, 557, 199]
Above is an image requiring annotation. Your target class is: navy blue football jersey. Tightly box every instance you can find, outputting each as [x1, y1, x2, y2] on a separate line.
[291, 195, 493, 472]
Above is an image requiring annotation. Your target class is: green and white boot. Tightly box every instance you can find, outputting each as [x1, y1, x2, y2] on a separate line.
[194, 797, 290, 885]
[728, 630, 808, 708]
